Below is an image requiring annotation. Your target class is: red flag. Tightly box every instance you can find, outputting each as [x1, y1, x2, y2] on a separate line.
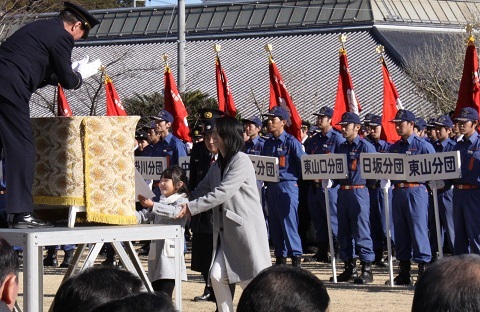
[57, 84, 72, 116]
[380, 58, 403, 143]
[268, 56, 302, 141]
[105, 76, 127, 116]
[331, 48, 361, 130]
[164, 65, 191, 142]
[215, 55, 237, 117]
[454, 37, 480, 118]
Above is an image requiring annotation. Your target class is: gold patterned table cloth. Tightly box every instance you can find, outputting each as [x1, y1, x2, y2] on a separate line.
[31, 116, 140, 225]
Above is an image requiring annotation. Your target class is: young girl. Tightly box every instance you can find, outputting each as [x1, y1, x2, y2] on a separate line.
[137, 165, 189, 298]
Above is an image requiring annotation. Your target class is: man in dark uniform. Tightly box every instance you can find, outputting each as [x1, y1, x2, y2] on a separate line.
[0, 2, 100, 228]
[189, 108, 224, 304]
[304, 106, 344, 262]
[333, 112, 376, 284]
[262, 106, 305, 267]
[388, 109, 435, 285]
[451, 108, 480, 255]
[365, 114, 392, 267]
[429, 115, 456, 260]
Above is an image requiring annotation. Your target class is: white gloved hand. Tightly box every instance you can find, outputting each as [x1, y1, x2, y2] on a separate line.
[76, 58, 101, 80]
[321, 179, 333, 189]
[428, 180, 445, 189]
[380, 179, 391, 189]
[71, 55, 89, 71]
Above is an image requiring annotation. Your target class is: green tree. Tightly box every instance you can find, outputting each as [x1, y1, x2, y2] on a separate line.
[124, 89, 218, 129]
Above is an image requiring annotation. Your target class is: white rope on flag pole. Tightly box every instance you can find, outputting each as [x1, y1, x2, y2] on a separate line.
[383, 186, 394, 287]
[324, 185, 337, 283]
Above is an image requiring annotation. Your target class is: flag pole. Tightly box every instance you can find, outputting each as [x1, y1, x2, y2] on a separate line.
[375, 45, 394, 286]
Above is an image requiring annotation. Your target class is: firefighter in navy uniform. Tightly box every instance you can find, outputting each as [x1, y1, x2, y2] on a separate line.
[429, 115, 456, 260]
[332, 112, 376, 284]
[261, 106, 305, 267]
[365, 114, 392, 267]
[304, 106, 345, 262]
[0, 2, 100, 228]
[452, 108, 480, 255]
[387, 109, 435, 286]
[189, 108, 225, 304]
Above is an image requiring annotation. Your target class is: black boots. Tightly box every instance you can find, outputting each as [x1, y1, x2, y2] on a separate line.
[415, 261, 428, 285]
[354, 262, 374, 284]
[60, 249, 74, 268]
[331, 258, 358, 282]
[393, 261, 413, 286]
[374, 249, 387, 267]
[275, 256, 287, 265]
[305, 242, 329, 263]
[291, 256, 302, 267]
[43, 249, 57, 267]
[275, 256, 301, 267]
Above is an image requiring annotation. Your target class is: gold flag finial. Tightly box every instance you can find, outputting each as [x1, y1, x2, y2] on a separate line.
[338, 34, 347, 54]
[264, 44, 273, 62]
[214, 44, 221, 53]
[376, 45, 385, 63]
[376, 45, 385, 54]
[466, 23, 475, 45]
[264, 44, 273, 53]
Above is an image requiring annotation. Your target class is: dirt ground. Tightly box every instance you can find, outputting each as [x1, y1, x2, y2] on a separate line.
[15, 243, 415, 311]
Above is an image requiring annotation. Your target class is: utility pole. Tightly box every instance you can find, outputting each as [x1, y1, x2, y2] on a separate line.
[177, 0, 186, 92]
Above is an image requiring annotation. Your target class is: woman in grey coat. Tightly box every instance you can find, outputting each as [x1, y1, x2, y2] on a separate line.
[177, 116, 271, 312]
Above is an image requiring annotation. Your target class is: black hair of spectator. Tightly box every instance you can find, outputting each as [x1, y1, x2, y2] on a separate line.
[237, 265, 330, 312]
[0, 238, 19, 285]
[91, 292, 176, 312]
[412, 254, 480, 312]
[52, 266, 144, 312]
[161, 165, 190, 197]
[215, 116, 245, 171]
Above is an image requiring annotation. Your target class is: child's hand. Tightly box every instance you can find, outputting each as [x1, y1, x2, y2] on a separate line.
[138, 195, 154, 208]
[176, 203, 191, 219]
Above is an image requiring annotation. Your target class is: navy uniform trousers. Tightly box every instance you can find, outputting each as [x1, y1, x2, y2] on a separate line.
[337, 187, 374, 262]
[267, 181, 303, 257]
[392, 185, 431, 263]
[0, 96, 35, 214]
[307, 183, 339, 244]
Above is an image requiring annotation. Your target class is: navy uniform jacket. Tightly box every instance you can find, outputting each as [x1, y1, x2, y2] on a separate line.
[153, 133, 187, 166]
[388, 134, 436, 184]
[453, 131, 480, 187]
[261, 131, 305, 182]
[0, 18, 81, 106]
[336, 136, 376, 186]
[245, 135, 265, 155]
[188, 141, 214, 234]
[305, 128, 345, 155]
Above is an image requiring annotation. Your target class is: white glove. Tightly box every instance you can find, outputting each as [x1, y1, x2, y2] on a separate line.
[321, 179, 333, 189]
[71, 55, 89, 71]
[380, 179, 391, 189]
[76, 58, 101, 80]
[428, 180, 445, 189]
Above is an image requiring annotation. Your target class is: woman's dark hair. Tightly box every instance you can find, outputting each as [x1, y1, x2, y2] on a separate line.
[161, 165, 190, 197]
[215, 116, 245, 171]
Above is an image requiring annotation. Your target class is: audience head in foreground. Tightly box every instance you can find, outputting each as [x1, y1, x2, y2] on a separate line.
[91, 292, 175, 312]
[52, 266, 144, 312]
[237, 265, 330, 312]
[412, 254, 480, 312]
[0, 238, 19, 312]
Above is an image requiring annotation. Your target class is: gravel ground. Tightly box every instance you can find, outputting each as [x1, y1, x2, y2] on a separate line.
[14, 243, 415, 311]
